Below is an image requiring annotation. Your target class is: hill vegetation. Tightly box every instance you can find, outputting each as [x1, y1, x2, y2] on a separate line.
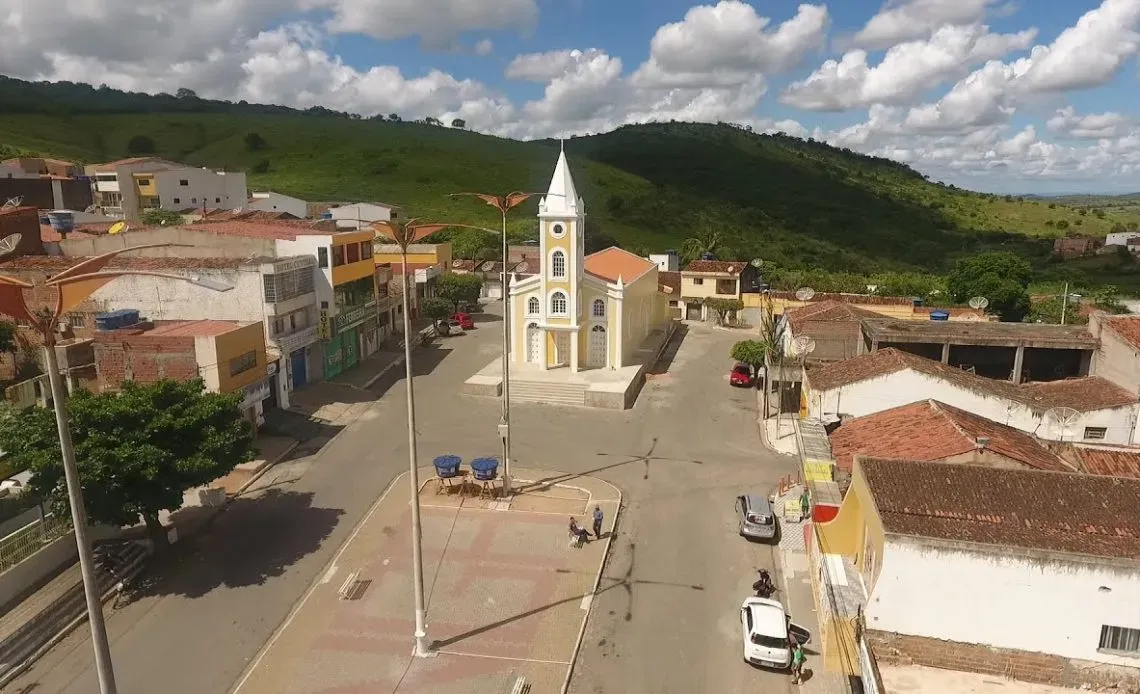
[3, 75, 1140, 290]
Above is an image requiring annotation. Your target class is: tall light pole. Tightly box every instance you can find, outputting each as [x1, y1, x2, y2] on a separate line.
[447, 192, 537, 497]
[0, 242, 231, 694]
[372, 218, 447, 658]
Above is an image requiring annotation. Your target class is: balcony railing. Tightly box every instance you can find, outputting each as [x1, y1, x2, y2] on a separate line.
[269, 325, 319, 354]
[334, 299, 378, 333]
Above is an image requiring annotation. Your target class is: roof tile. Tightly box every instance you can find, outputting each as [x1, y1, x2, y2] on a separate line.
[683, 260, 746, 275]
[0, 256, 258, 271]
[1076, 448, 1140, 479]
[584, 247, 655, 284]
[1103, 316, 1140, 352]
[658, 270, 681, 295]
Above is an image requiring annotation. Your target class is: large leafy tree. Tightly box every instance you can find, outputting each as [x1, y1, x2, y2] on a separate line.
[435, 273, 483, 312]
[0, 379, 255, 549]
[947, 252, 1033, 321]
[421, 297, 452, 327]
[730, 340, 768, 376]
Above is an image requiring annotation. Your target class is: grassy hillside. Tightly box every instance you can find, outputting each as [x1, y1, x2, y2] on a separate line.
[2, 76, 1139, 280]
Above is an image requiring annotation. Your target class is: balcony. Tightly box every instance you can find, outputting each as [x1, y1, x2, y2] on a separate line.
[269, 325, 319, 355]
[334, 299, 378, 333]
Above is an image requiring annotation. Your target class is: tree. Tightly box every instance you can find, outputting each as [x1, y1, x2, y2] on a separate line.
[388, 113, 401, 122]
[244, 132, 268, 152]
[140, 209, 184, 226]
[947, 252, 1032, 321]
[730, 340, 767, 377]
[127, 135, 155, 154]
[435, 273, 483, 312]
[451, 118, 466, 128]
[424, 116, 442, 126]
[680, 226, 724, 264]
[175, 88, 198, 99]
[449, 228, 498, 261]
[704, 297, 744, 326]
[422, 297, 452, 327]
[0, 379, 255, 549]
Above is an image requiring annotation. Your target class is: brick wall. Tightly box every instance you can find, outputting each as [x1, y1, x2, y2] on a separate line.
[94, 327, 199, 390]
[867, 631, 1140, 690]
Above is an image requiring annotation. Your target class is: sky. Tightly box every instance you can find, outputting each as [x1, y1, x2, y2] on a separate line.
[2, 0, 1139, 194]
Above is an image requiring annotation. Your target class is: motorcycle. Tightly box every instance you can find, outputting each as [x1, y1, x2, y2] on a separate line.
[752, 569, 775, 598]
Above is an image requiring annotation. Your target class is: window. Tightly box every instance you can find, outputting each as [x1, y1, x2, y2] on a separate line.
[215, 197, 221, 203]
[527, 296, 540, 314]
[346, 243, 361, 263]
[179, 179, 189, 186]
[361, 243, 373, 260]
[68, 313, 87, 328]
[592, 298, 605, 318]
[317, 247, 329, 268]
[173, 197, 181, 205]
[1084, 427, 1108, 440]
[1099, 625, 1140, 655]
[551, 291, 568, 315]
[191, 197, 197, 204]
[137, 178, 151, 186]
[332, 245, 345, 267]
[551, 223, 565, 237]
[263, 267, 315, 303]
[228, 350, 257, 377]
[551, 250, 566, 279]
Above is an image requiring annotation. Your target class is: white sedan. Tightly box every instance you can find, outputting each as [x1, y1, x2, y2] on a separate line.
[739, 597, 812, 669]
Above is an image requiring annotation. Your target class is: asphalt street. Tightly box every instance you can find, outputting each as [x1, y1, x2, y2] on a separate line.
[3, 306, 801, 694]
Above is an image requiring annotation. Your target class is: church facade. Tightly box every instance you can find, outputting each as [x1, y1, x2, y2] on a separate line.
[508, 149, 671, 372]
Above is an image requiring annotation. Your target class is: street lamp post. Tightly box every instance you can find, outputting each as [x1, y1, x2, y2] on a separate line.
[0, 242, 232, 694]
[447, 193, 537, 497]
[372, 218, 448, 658]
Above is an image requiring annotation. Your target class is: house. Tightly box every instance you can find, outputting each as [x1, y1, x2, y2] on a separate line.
[649, 250, 679, 272]
[679, 260, 759, 321]
[815, 458, 1140, 691]
[85, 157, 247, 222]
[1052, 236, 1103, 259]
[0, 177, 94, 211]
[248, 191, 308, 219]
[1089, 312, 1140, 394]
[827, 399, 1071, 475]
[373, 242, 451, 315]
[803, 348, 1138, 445]
[1, 157, 80, 179]
[0, 206, 48, 258]
[658, 271, 682, 318]
[94, 319, 271, 430]
[327, 202, 399, 230]
[1106, 231, 1140, 246]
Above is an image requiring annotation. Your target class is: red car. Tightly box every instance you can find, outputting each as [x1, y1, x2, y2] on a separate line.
[730, 363, 754, 387]
[452, 312, 475, 330]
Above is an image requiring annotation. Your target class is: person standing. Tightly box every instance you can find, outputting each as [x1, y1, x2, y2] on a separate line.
[592, 505, 604, 539]
[791, 641, 805, 684]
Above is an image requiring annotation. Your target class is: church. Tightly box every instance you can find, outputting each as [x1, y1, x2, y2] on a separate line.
[507, 148, 671, 372]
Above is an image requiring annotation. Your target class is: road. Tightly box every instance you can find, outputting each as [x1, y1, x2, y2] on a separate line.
[3, 307, 800, 694]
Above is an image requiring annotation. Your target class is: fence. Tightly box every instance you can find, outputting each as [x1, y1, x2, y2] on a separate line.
[0, 514, 71, 573]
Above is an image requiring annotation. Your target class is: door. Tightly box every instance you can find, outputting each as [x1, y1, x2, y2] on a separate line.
[265, 374, 279, 410]
[554, 331, 571, 366]
[291, 349, 307, 388]
[526, 323, 541, 363]
[587, 325, 607, 367]
[788, 622, 812, 646]
[686, 302, 703, 320]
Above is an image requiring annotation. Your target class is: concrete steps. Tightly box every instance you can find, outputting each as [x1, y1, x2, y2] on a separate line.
[509, 379, 587, 406]
[0, 541, 148, 686]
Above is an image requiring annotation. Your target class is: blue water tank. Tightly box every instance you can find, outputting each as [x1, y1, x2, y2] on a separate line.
[700, 252, 716, 260]
[321, 211, 333, 220]
[118, 309, 140, 327]
[46, 210, 75, 235]
[94, 309, 141, 330]
[930, 310, 950, 321]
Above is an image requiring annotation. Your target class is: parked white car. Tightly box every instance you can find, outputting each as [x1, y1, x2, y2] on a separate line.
[739, 597, 811, 669]
[439, 319, 465, 336]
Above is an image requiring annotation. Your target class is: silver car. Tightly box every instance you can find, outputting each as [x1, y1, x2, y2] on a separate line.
[736, 494, 777, 541]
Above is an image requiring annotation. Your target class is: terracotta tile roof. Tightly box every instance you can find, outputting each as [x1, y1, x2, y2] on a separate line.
[188, 220, 333, 241]
[1103, 316, 1140, 352]
[683, 260, 747, 275]
[658, 270, 681, 295]
[830, 400, 1069, 472]
[0, 255, 256, 271]
[769, 290, 914, 307]
[198, 209, 300, 223]
[806, 348, 1135, 413]
[1075, 448, 1140, 479]
[584, 247, 655, 284]
[858, 458, 1140, 559]
[39, 224, 94, 243]
[787, 300, 883, 330]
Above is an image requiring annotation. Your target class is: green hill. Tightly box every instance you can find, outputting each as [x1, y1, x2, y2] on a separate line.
[2, 76, 1139, 281]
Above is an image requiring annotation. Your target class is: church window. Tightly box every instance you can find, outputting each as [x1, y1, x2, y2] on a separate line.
[551, 291, 568, 315]
[551, 223, 565, 237]
[592, 299, 605, 318]
[527, 296, 540, 315]
[551, 250, 566, 279]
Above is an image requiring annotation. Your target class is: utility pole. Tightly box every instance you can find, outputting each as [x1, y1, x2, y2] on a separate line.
[1060, 282, 1070, 325]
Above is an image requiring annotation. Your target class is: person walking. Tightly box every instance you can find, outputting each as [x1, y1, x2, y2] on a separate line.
[790, 641, 806, 684]
[592, 505, 604, 539]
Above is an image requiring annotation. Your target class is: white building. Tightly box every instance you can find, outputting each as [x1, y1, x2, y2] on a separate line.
[85, 157, 247, 222]
[249, 191, 308, 219]
[648, 250, 679, 272]
[803, 347, 1139, 445]
[327, 202, 398, 229]
[1089, 312, 1140, 395]
[822, 458, 1140, 691]
[1106, 231, 1140, 246]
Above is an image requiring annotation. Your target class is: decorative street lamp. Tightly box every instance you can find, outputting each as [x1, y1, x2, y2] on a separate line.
[371, 218, 448, 658]
[447, 192, 538, 497]
[0, 242, 233, 694]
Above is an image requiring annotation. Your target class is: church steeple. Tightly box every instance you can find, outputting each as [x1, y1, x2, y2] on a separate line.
[539, 147, 583, 218]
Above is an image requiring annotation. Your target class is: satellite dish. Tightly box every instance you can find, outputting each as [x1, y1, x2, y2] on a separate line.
[794, 286, 816, 302]
[750, 258, 764, 268]
[791, 335, 816, 357]
[2, 196, 23, 209]
[108, 221, 128, 235]
[481, 261, 496, 272]
[0, 233, 22, 256]
[968, 296, 989, 310]
[1042, 407, 1081, 440]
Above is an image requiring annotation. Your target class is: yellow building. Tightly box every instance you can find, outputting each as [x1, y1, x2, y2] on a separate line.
[508, 149, 670, 371]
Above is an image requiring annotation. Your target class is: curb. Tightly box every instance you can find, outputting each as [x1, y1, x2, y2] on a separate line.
[361, 354, 406, 389]
[233, 439, 301, 498]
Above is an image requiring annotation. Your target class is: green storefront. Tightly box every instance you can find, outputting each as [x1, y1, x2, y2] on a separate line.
[322, 328, 359, 379]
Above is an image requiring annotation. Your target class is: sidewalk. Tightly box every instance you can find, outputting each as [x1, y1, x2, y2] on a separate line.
[329, 348, 406, 390]
[755, 391, 800, 456]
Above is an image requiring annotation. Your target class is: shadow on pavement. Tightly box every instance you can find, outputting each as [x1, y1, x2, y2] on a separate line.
[130, 489, 343, 600]
[521, 437, 704, 489]
[646, 323, 688, 376]
[366, 342, 453, 397]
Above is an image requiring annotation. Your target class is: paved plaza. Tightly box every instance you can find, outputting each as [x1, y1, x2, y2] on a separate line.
[233, 469, 620, 694]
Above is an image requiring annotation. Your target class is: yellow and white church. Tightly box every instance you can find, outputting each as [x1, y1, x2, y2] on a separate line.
[507, 148, 672, 372]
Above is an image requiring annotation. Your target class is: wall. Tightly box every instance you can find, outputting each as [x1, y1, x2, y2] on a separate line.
[329, 230, 377, 286]
[60, 226, 274, 258]
[1089, 314, 1140, 399]
[89, 269, 265, 322]
[680, 274, 737, 300]
[94, 329, 198, 390]
[153, 168, 246, 212]
[867, 537, 1140, 670]
[275, 235, 333, 314]
[330, 203, 392, 228]
[806, 369, 1137, 445]
[250, 193, 307, 219]
[0, 207, 46, 256]
[621, 269, 661, 363]
[0, 178, 92, 210]
[209, 322, 268, 394]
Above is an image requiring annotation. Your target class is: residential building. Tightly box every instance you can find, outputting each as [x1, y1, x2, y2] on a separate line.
[815, 458, 1140, 691]
[0, 206, 48, 258]
[679, 260, 760, 321]
[327, 202, 398, 229]
[508, 243, 541, 266]
[248, 191, 308, 219]
[827, 399, 1071, 475]
[85, 157, 247, 222]
[3, 338, 98, 409]
[803, 348, 1139, 444]
[1106, 231, 1140, 246]
[0, 177, 93, 211]
[648, 250, 679, 272]
[1089, 312, 1140, 395]
[94, 318, 271, 429]
[658, 271, 682, 318]
[0, 157, 80, 179]
[374, 242, 451, 315]
[1061, 445, 1140, 479]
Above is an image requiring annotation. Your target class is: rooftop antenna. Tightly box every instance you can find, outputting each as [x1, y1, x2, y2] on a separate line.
[791, 335, 816, 359]
[2, 196, 23, 209]
[750, 258, 764, 268]
[794, 286, 815, 302]
[968, 296, 990, 310]
[0, 232, 23, 258]
[1042, 407, 1081, 442]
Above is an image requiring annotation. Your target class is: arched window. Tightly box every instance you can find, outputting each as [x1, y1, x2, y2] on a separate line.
[551, 291, 568, 315]
[527, 296, 540, 315]
[592, 298, 605, 318]
[551, 250, 566, 279]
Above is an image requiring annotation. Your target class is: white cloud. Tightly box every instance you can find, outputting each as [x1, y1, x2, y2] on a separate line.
[1047, 106, 1132, 139]
[1015, 0, 1140, 92]
[783, 23, 1036, 111]
[506, 49, 608, 82]
[308, 0, 538, 48]
[847, 0, 999, 50]
[473, 39, 494, 57]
